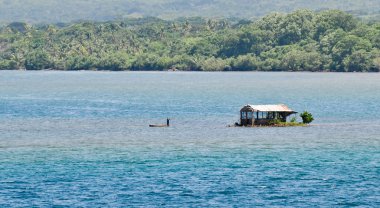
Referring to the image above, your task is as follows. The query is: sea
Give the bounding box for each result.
[0,71,379,207]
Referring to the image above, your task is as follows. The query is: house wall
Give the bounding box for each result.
[240,110,292,126]
[241,111,255,126]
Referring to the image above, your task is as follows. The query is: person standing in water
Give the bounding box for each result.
[167,118,170,127]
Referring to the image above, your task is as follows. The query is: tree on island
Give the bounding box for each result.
[300,111,314,124]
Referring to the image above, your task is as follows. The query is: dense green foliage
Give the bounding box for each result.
[0,0,379,23]
[1,10,380,72]
[300,111,314,124]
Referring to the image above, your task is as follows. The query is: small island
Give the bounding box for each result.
[236,104,313,127]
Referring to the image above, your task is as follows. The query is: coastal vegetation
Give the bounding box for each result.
[268,121,307,127]
[300,111,315,124]
[267,118,309,127]
[0,10,380,72]
[266,113,313,127]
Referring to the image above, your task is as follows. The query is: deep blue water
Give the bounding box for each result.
[0,71,379,207]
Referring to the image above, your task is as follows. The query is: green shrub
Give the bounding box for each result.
[231,54,259,71]
[24,50,52,70]
[0,59,17,70]
[300,111,314,124]
[269,119,282,125]
[199,57,230,71]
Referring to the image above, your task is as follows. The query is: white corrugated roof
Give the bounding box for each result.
[246,104,295,112]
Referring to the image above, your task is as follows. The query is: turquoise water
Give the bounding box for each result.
[0,71,379,207]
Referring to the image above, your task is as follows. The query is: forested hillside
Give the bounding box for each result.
[1,10,379,72]
[0,0,379,23]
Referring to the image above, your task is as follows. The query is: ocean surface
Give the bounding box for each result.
[0,71,379,207]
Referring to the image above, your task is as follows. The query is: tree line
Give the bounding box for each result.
[0,10,380,72]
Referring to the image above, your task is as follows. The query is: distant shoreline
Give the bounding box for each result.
[1,11,379,73]
[1,69,378,73]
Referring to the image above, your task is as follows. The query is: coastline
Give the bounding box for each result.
[1,69,379,73]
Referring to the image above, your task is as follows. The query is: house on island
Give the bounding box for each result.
[240,104,297,126]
